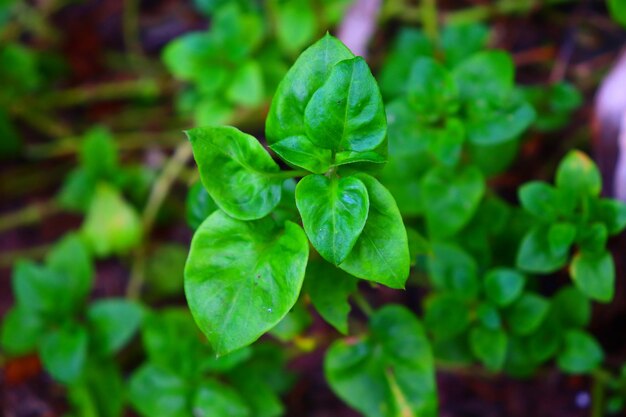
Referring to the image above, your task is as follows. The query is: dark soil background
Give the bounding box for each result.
[1,0,626,416]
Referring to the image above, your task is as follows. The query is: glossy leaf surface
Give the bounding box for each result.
[185,211,309,355]
[296,174,369,265]
[187,126,282,220]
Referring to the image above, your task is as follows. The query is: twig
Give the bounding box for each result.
[0,244,51,268]
[352,292,374,317]
[123,0,143,58]
[126,141,192,299]
[33,79,161,109]
[9,104,72,139]
[0,201,60,234]
[24,130,184,159]
[421,0,438,43]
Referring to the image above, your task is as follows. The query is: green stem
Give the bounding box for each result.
[33,79,161,109]
[352,292,374,317]
[0,244,51,268]
[123,0,143,58]
[421,0,439,43]
[591,368,608,417]
[0,201,59,234]
[126,141,193,299]
[24,130,184,159]
[9,104,72,139]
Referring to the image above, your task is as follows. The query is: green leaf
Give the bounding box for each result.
[427,242,479,299]
[304,56,386,153]
[68,360,125,417]
[421,165,485,238]
[269,302,312,342]
[193,380,251,417]
[406,57,458,118]
[1,306,44,355]
[591,198,626,235]
[226,60,265,107]
[211,4,264,62]
[81,184,143,257]
[557,330,603,374]
[548,222,577,258]
[476,303,502,330]
[520,182,573,220]
[39,322,88,384]
[578,222,608,254]
[13,260,80,318]
[186,181,218,231]
[325,305,438,417]
[441,23,489,67]
[484,268,525,307]
[227,344,291,417]
[45,234,93,308]
[552,286,591,328]
[305,260,358,334]
[80,127,118,180]
[469,326,507,371]
[296,174,369,265]
[424,293,471,340]
[128,364,190,417]
[194,97,234,126]
[522,82,582,131]
[516,226,568,274]
[141,309,209,378]
[187,126,282,220]
[555,150,602,198]
[337,174,410,289]
[145,244,187,296]
[506,293,549,335]
[266,34,354,145]
[379,29,433,98]
[0,110,21,158]
[453,50,514,101]
[185,210,309,355]
[608,0,626,27]
[273,0,316,54]
[526,317,562,363]
[464,97,535,145]
[571,250,615,303]
[87,299,143,356]
[57,168,97,213]
[426,118,465,167]
[270,135,332,174]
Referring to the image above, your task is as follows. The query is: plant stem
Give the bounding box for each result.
[591,368,607,417]
[123,0,143,58]
[0,244,51,268]
[9,104,72,139]
[126,141,193,299]
[421,0,439,42]
[24,130,184,159]
[34,79,161,109]
[352,292,374,317]
[0,201,60,234]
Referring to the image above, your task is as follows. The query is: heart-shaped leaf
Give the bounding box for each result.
[266,34,354,145]
[338,174,410,289]
[187,126,282,221]
[304,56,387,153]
[325,305,438,417]
[185,211,309,355]
[296,174,369,265]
